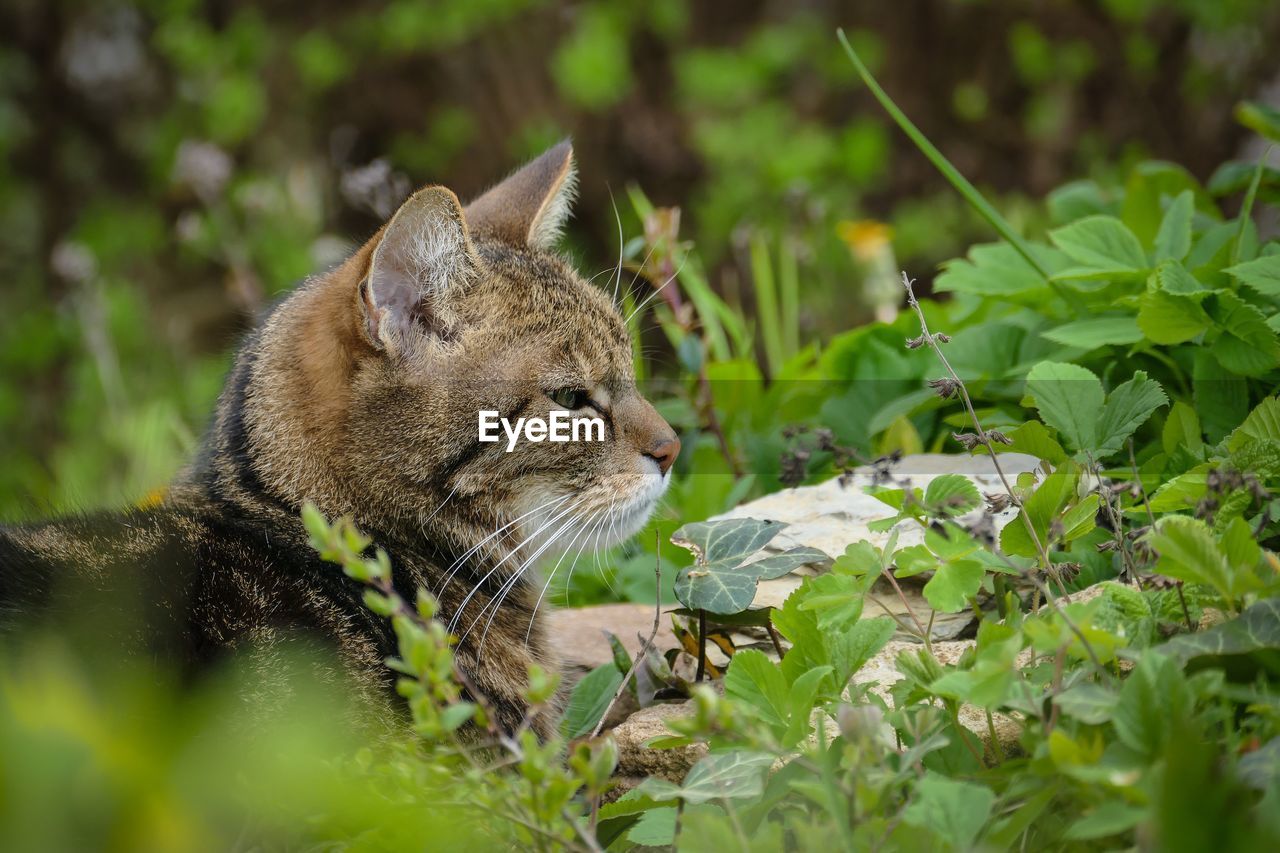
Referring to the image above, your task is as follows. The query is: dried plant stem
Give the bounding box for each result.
[882,570,933,655]
[591,539,663,739]
[901,272,1110,676]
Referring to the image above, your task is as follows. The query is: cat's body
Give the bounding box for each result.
[0,142,679,735]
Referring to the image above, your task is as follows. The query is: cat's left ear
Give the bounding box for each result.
[464,139,577,250]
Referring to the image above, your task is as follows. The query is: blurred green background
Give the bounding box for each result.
[2,0,1278,517]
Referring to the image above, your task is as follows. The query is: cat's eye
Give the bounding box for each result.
[549,387,589,410]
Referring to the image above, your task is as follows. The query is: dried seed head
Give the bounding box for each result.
[952,431,982,451]
[906,335,927,350]
[985,492,1013,513]
[934,333,951,344]
[928,377,961,399]
[986,430,1013,446]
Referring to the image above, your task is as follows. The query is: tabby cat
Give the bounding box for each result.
[0,141,679,736]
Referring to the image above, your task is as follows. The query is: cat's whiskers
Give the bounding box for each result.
[467,501,596,653]
[510,504,608,649]
[447,495,586,635]
[624,255,688,326]
[434,493,571,598]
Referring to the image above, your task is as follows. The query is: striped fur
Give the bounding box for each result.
[0,142,678,736]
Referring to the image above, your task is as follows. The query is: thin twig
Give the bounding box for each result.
[882,569,933,654]
[901,272,1111,677]
[695,609,708,682]
[591,536,663,738]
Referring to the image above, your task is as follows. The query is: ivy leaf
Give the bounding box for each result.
[1049,215,1148,273]
[677,751,775,804]
[1225,254,1280,297]
[922,559,986,612]
[1096,370,1168,456]
[670,518,785,564]
[1026,361,1104,451]
[674,560,761,615]
[1154,189,1194,262]
[1157,598,1280,664]
[746,546,828,580]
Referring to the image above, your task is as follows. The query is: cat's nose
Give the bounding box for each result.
[646,437,681,475]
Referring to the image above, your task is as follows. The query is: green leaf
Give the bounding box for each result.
[746,546,828,580]
[1096,370,1168,456]
[1058,494,1100,541]
[1227,396,1280,453]
[1049,215,1148,273]
[1194,349,1249,443]
[626,808,677,846]
[1155,259,1211,294]
[1144,516,1259,602]
[1209,291,1280,377]
[1225,254,1280,297]
[901,772,996,851]
[674,559,761,614]
[1154,189,1194,262]
[1053,682,1120,724]
[671,518,786,564]
[724,649,789,733]
[984,420,1067,464]
[1000,467,1077,557]
[797,572,867,629]
[923,474,982,517]
[831,616,895,684]
[922,559,986,612]
[782,665,833,747]
[678,751,775,804]
[1026,361,1104,451]
[561,664,623,739]
[934,241,1057,297]
[1112,652,1194,759]
[1237,100,1280,143]
[1062,802,1146,841]
[1158,598,1280,664]
[1137,289,1212,345]
[1041,316,1143,349]
[1163,401,1204,458]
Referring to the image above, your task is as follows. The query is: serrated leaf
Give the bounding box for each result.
[1158,598,1280,663]
[923,474,982,517]
[1096,370,1168,456]
[626,808,677,846]
[1053,682,1120,724]
[782,665,833,746]
[1138,288,1212,344]
[922,559,986,612]
[1163,401,1204,457]
[797,572,867,629]
[1000,467,1078,557]
[1144,516,1252,601]
[832,617,895,684]
[1026,361,1104,451]
[1225,254,1280,296]
[1049,215,1148,272]
[1209,291,1280,377]
[1155,259,1210,294]
[561,664,624,739]
[901,773,996,851]
[678,751,775,804]
[1193,349,1249,443]
[1227,396,1280,453]
[671,518,786,564]
[1041,316,1143,349]
[1154,189,1194,261]
[984,419,1067,464]
[724,649,789,733]
[1112,652,1194,759]
[934,241,1060,297]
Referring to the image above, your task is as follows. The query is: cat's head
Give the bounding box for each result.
[239,142,677,561]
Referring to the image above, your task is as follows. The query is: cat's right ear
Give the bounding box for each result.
[361,186,476,352]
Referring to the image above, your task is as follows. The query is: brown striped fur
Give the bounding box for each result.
[0,142,679,736]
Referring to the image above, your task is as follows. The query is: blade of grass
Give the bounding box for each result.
[1233,144,1272,264]
[750,234,784,376]
[836,28,1082,313]
[779,237,800,360]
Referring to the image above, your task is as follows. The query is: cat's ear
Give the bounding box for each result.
[464,139,577,250]
[361,186,475,351]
